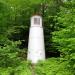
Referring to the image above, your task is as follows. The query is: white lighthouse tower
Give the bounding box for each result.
[27,15,45,63]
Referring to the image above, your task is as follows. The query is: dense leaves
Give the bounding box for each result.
[0,0,75,75]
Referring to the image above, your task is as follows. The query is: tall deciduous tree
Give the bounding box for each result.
[52,0,75,74]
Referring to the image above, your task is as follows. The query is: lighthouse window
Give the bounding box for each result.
[34,18,40,25]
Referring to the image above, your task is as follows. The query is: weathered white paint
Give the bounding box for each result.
[27,15,45,63]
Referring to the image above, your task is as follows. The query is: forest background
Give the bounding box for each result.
[0,0,75,75]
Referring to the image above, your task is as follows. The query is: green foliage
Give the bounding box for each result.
[52,0,75,57]
[0,40,21,67]
[0,58,74,75]
[52,0,75,74]
[35,58,73,75]
[0,0,75,74]
[0,61,32,75]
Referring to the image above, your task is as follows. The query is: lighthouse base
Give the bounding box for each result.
[27,27,45,63]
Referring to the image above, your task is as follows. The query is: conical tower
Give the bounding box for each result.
[27,15,45,63]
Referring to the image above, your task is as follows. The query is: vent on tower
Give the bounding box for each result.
[34,18,40,25]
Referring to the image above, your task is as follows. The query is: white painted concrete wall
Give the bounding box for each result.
[27,15,45,63]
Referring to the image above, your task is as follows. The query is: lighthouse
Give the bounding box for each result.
[27,15,45,63]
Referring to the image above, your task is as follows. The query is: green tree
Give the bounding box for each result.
[52,0,75,74]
